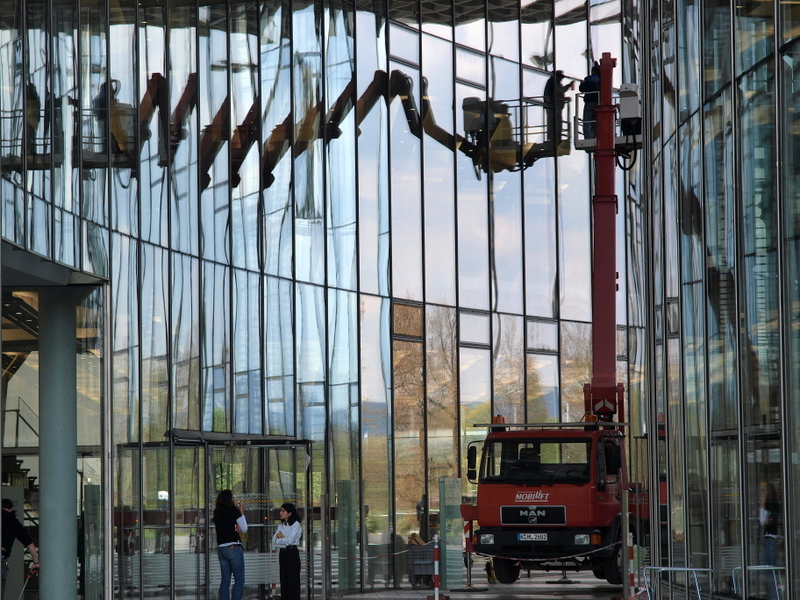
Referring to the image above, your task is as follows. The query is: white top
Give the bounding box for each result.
[273,521,302,548]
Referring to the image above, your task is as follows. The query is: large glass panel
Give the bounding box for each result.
[704,89,737,431]
[521,0,552,72]
[493,314,524,422]
[233,269,262,434]
[393,339,425,540]
[326,5,357,292]
[108,0,139,236]
[329,289,360,591]
[294,0,325,285]
[740,61,782,600]
[53,0,80,267]
[172,254,200,431]
[139,2,167,246]
[426,305,458,512]
[199,0,230,263]
[735,0,774,74]
[488,0,519,61]
[173,447,206,599]
[230,0,260,272]
[456,78,489,310]
[26,0,52,258]
[296,282,326,442]
[265,276,295,436]
[676,0,699,121]
[666,335,686,566]
[557,151,591,321]
[526,353,559,422]
[389,62,423,302]
[522,69,556,318]
[359,295,393,586]
[141,244,169,442]
[356,7,389,296]
[459,346,491,491]
[782,43,800,595]
[141,447,170,599]
[489,58,523,315]
[703,0,731,98]
[0,0,24,243]
[112,233,140,443]
[560,321,591,421]
[262,0,293,278]
[114,449,141,599]
[422,34,456,306]
[202,263,230,432]
[169,2,199,256]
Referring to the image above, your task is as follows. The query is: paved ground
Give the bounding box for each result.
[354,571,625,600]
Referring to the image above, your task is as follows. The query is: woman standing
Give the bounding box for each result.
[273,503,302,600]
[213,490,248,600]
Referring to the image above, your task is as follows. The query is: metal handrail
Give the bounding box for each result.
[643,566,713,600]
[732,565,784,599]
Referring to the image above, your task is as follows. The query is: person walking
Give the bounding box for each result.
[1,498,39,599]
[213,490,248,600]
[273,503,302,600]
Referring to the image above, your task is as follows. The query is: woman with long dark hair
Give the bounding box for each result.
[273,503,302,600]
[213,490,248,600]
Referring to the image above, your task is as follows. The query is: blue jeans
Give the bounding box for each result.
[218,545,245,600]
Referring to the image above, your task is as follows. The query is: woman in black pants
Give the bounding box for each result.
[272,503,302,600]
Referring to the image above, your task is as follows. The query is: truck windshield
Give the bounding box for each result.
[480,439,591,486]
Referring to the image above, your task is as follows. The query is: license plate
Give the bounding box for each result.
[518,533,547,541]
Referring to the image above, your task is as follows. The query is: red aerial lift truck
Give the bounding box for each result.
[461,53,640,585]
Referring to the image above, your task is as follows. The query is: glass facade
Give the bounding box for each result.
[0,0,695,600]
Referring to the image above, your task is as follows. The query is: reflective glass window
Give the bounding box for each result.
[422,34,457,306]
[326,5,357,291]
[356,11,389,296]
[492,314,524,422]
[171,253,200,430]
[527,320,557,351]
[201,262,230,431]
[262,0,293,278]
[735,0,774,73]
[426,305,458,480]
[141,243,169,442]
[296,283,326,439]
[526,353,559,422]
[703,0,731,98]
[560,321,591,421]
[521,0,552,72]
[460,311,490,346]
[265,276,295,436]
[230,1,260,272]
[112,233,140,443]
[676,0,700,121]
[233,269,262,434]
[487,0,519,61]
[557,152,591,321]
[389,62,423,302]
[293,2,325,285]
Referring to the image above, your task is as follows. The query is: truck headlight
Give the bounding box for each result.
[479,534,495,545]
[574,534,591,545]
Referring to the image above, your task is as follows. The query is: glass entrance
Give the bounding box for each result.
[158,442,311,600]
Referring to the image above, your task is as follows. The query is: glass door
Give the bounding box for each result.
[206,444,311,600]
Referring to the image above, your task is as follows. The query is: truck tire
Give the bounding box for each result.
[492,558,520,584]
[603,544,623,585]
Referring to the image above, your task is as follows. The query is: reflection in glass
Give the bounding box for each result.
[527,320,558,351]
[560,321,591,421]
[736,0,774,74]
[426,306,458,487]
[360,295,392,583]
[112,234,140,443]
[202,263,230,432]
[526,353,559,422]
[783,45,800,595]
[172,254,200,430]
[390,62,423,302]
[460,312,490,346]
[393,340,425,538]
[422,35,457,306]
[141,244,169,442]
[233,269,262,434]
[265,276,295,436]
[493,314,524,422]
[173,447,206,599]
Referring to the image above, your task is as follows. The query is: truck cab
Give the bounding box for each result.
[463,424,626,584]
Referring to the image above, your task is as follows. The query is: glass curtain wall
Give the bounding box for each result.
[1,0,644,596]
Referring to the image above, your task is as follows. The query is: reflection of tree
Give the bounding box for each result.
[560,322,592,421]
[493,315,524,422]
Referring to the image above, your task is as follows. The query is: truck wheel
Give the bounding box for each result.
[592,568,605,580]
[603,545,623,585]
[492,558,520,584]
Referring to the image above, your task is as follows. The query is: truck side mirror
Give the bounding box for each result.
[467,445,477,480]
